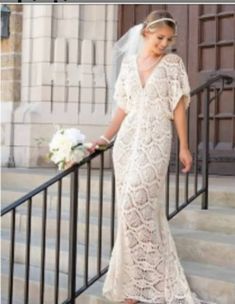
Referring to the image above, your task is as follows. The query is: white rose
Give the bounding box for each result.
[70,149,85,163]
[49,128,87,169]
[51,152,64,164]
[49,131,63,150]
[64,128,86,147]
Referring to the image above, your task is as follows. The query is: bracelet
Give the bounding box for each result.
[100,135,111,144]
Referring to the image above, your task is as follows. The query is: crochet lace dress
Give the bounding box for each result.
[102,53,215,304]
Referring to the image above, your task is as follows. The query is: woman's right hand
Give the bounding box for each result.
[86,138,109,154]
[64,160,77,170]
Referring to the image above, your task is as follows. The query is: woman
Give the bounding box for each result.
[88,10,214,304]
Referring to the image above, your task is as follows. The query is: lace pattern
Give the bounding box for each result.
[103,54,216,304]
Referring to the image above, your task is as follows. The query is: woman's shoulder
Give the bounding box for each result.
[164,52,184,65]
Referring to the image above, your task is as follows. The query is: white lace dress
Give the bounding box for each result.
[102,53,215,304]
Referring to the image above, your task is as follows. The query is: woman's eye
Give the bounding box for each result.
[157,36,173,42]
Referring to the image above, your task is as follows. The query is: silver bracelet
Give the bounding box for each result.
[100,135,111,144]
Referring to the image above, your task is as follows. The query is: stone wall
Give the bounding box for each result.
[1,4,23,167]
[1,4,118,168]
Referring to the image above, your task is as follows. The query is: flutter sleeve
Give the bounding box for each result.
[168,56,191,119]
[113,57,129,114]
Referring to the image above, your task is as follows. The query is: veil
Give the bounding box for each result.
[109,23,144,117]
[108,19,176,117]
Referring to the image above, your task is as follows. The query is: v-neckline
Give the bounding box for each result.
[134,53,168,90]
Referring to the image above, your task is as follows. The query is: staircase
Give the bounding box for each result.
[1,168,235,304]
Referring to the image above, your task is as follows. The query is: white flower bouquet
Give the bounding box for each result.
[49,128,89,170]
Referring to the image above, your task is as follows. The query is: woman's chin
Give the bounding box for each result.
[153,49,165,56]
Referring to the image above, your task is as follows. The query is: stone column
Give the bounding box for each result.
[12,5,54,167]
[1,5,23,167]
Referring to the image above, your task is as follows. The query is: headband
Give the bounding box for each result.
[146,18,176,29]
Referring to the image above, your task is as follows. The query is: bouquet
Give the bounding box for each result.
[49,127,89,170]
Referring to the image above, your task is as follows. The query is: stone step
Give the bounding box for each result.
[170,205,235,235]
[2,185,235,228]
[0,296,112,304]
[1,168,113,198]
[1,229,110,277]
[1,261,107,304]
[2,169,235,304]
[1,178,113,206]
[2,207,235,271]
[1,207,117,247]
[99,261,235,304]
[2,223,234,303]
[86,261,235,304]
[2,258,235,304]
[2,183,234,250]
[1,168,60,191]
[1,297,24,304]
[182,260,235,304]
[171,227,235,269]
[2,169,235,209]
[1,188,114,219]
[168,186,235,209]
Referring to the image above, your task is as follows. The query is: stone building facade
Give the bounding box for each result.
[1,5,23,167]
[1,4,118,168]
[2,4,234,174]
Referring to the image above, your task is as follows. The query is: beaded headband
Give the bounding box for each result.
[146,18,176,29]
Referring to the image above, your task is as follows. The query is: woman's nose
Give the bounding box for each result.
[161,39,168,47]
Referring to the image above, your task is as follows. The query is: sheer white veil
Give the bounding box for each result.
[109,23,144,117]
[108,18,176,117]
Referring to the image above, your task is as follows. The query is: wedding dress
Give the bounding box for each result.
[102,53,215,304]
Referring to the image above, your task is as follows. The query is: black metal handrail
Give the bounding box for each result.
[1,74,233,304]
[166,74,233,219]
[190,74,232,95]
[1,144,116,304]
[1,145,113,217]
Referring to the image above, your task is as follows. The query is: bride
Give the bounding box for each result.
[88,9,215,304]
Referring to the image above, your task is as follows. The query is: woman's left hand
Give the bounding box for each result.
[179,148,193,173]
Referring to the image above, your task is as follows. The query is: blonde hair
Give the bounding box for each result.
[141,10,176,37]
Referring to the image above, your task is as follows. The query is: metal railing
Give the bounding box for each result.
[1,74,233,304]
[1,147,116,304]
[166,74,233,219]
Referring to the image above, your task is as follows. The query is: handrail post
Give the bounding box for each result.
[8,209,16,304]
[68,168,79,303]
[201,87,209,209]
[97,152,104,276]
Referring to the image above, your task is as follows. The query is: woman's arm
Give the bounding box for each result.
[173,97,192,173]
[102,107,127,141]
[86,106,127,154]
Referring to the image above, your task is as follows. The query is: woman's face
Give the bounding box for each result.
[144,25,175,56]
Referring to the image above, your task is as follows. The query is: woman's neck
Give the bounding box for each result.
[139,47,163,60]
